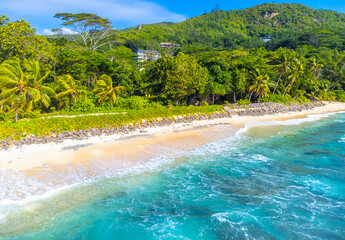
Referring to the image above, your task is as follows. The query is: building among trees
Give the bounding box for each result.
[160,42,181,48]
[135,50,161,62]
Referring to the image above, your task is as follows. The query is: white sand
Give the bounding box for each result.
[1,102,345,170]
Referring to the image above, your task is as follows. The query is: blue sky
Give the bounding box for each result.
[1,0,345,34]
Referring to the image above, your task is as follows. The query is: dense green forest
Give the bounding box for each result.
[119,3,345,52]
[0,3,345,122]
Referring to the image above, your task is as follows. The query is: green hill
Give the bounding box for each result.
[117,3,345,52]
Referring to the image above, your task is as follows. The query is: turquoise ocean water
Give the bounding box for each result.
[0,112,345,239]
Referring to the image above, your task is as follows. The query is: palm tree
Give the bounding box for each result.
[283,57,304,96]
[93,74,124,109]
[309,56,323,78]
[271,48,292,95]
[248,68,271,103]
[56,74,87,107]
[0,58,50,121]
[23,59,55,111]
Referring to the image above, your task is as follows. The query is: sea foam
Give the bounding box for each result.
[0,111,343,225]
[236,112,338,135]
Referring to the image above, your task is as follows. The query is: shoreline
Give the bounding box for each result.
[1,102,345,170]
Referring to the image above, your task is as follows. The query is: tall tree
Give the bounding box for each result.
[0,20,54,61]
[56,74,87,107]
[93,74,124,109]
[0,59,49,121]
[283,56,304,95]
[53,13,115,51]
[248,68,271,102]
[23,60,55,110]
[270,48,293,95]
[145,53,209,104]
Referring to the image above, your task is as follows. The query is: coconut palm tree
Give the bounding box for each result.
[23,59,55,111]
[0,58,50,121]
[248,68,272,103]
[93,74,124,109]
[271,48,293,95]
[283,56,304,96]
[309,56,323,78]
[56,74,87,107]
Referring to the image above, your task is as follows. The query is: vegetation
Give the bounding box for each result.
[0,3,345,129]
[118,3,345,52]
[0,105,223,141]
[94,74,124,109]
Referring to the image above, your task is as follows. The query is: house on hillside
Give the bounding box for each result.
[135,50,161,62]
[260,36,274,42]
[160,42,181,48]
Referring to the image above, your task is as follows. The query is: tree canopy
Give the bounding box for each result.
[54,13,115,51]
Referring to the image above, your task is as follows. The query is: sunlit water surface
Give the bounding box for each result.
[1,112,345,239]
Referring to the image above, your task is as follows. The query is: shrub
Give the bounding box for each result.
[318,91,336,101]
[0,105,224,141]
[201,100,209,106]
[0,112,12,121]
[0,113,5,121]
[334,91,345,102]
[237,99,251,105]
[115,96,162,110]
[295,96,311,103]
[261,94,298,104]
[68,99,97,112]
[18,110,41,120]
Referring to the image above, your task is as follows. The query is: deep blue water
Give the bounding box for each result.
[1,112,345,239]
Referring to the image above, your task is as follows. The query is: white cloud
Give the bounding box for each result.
[0,0,186,28]
[43,27,78,35]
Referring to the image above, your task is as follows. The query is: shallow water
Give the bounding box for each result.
[1,112,345,239]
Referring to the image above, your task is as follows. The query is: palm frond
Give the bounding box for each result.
[26,100,34,112]
[98,74,113,87]
[56,89,75,99]
[0,88,18,98]
[56,78,72,90]
[0,76,19,88]
[40,94,51,108]
[41,86,56,97]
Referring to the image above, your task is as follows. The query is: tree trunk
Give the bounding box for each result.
[283,81,293,96]
[233,92,236,103]
[249,92,253,102]
[15,108,18,122]
[272,72,282,95]
[110,94,113,109]
[53,62,57,81]
[187,94,197,106]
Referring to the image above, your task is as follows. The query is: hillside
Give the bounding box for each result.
[117,3,345,52]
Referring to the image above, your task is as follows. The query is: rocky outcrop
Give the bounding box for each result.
[224,101,324,116]
[263,12,279,19]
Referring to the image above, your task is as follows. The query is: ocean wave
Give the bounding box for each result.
[236,111,341,135]
[0,111,342,225]
[0,133,249,227]
[0,112,324,205]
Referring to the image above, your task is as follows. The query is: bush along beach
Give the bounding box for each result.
[0,101,327,148]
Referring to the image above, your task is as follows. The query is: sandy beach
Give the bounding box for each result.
[1,102,345,170]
